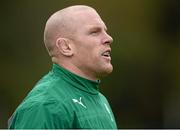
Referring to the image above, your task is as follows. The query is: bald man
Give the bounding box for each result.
[8,5,117,129]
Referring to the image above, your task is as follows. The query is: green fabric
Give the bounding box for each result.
[8,64,117,129]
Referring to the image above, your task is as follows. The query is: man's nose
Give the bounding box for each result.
[103,32,113,45]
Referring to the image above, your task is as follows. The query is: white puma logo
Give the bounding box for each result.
[72,97,87,108]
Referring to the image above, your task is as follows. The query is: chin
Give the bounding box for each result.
[106,66,113,74]
[101,65,113,77]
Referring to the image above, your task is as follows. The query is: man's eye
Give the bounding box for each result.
[91,31,97,33]
[90,30,99,35]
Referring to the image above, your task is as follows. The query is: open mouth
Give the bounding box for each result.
[101,50,111,58]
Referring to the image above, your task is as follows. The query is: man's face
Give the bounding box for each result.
[71,9,113,80]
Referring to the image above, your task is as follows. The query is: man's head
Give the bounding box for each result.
[44,5,113,80]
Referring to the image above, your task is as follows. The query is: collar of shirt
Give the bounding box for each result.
[52,64,100,95]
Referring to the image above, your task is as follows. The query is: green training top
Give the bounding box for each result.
[8,64,117,129]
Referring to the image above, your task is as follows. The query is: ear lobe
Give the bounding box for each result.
[56,38,73,56]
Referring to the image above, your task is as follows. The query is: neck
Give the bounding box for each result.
[53,60,98,81]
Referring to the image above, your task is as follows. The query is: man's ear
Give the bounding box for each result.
[56,38,73,56]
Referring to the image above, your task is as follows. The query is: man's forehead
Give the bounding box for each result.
[72,9,105,26]
[49,5,107,34]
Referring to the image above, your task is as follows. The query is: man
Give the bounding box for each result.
[8,5,117,129]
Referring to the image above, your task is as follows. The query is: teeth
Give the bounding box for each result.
[102,51,110,57]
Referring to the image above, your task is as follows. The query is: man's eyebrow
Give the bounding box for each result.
[89,25,107,31]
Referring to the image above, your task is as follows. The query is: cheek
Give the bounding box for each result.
[83,45,100,57]
[80,50,100,65]
[91,49,101,59]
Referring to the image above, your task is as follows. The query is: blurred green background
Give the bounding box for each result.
[1,0,180,128]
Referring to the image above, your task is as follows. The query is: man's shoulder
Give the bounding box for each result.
[16,92,58,112]
[17,77,72,111]
[8,95,70,129]
[13,69,77,117]
[35,70,70,90]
